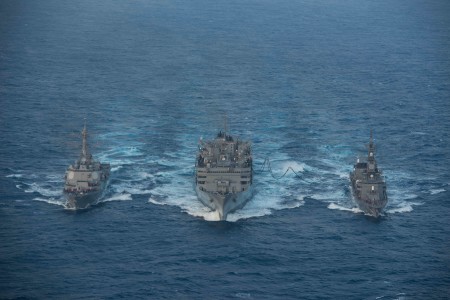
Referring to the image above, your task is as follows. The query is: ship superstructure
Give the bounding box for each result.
[195,130,253,220]
[63,124,110,209]
[350,131,388,217]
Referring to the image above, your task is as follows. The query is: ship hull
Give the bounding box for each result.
[195,185,253,220]
[64,182,108,210]
[350,173,387,217]
[353,197,386,218]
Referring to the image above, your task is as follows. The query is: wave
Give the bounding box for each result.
[122,187,153,195]
[311,189,347,202]
[111,169,155,196]
[316,143,430,216]
[386,202,423,214]
[111,166,123,172]
[7,170,66,207]
[328,202,362,214]
[5,174,23,178]
[96,143,152,171]
[276,160,307,174]
[99,147,144,161]
[97,142,158,196]
[410,131,427,135]
[185,205,223,222]
[9,136,158,207]
[7,127,438,220]
[429,188,446,195]
[149,153,308,222]
[149,188,226,221]
[45,174,63,183]
[24,182,62,197]
[33,197,66,207]
[102,193,132,202]
[143,132,311,222]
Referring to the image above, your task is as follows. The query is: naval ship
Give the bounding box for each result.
[63,124,110,209]
[195,129,253,220]
[350,131,388,217]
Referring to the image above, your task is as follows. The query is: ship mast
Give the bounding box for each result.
[81,121,90,161]
[366,129,378,177]
[368,129,375,162]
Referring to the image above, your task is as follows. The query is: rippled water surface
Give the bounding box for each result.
[1,0,449,299]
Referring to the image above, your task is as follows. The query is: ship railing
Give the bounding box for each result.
[196,169,251,174]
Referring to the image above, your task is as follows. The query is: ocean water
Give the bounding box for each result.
[1,0,450,299]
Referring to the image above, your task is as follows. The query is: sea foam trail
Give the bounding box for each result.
[149,189,223,221]
[149,144,308,222]
[96,141,157,197]
[33,197,66,207]
[275,160,306,174]
[24,183,62,197]
[148,129,312,221]
[6,170,66,206]
[386,202,423,214]
[102,193,132,202]
[386,205,413,214]
[6,139,153,206]
[316,144,429,216]
[328,202,362,214]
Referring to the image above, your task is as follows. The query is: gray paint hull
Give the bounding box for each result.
[350,174,387,217]
[353,196,386,218]
[349,132,388,217]
[64,182,108,210]
[195,185,253,220]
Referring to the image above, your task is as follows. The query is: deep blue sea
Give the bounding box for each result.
[1,0,450,299]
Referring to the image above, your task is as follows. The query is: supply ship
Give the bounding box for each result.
[195,129,253,220]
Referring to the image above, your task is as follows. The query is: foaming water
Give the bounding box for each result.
[6,133,435,219]
[1,0,449,298]
[429,188,446,195]
[382,170,426,214]
[145,134,436,220]
[102,193,132,202]
[5,134,157,208]
[328,202,363,214]
[25,182,62,197]
[386,202,422,214]
[310,143,434,216]
[6,124,431,220]
[33,197,66,207]
[148,133,307,222]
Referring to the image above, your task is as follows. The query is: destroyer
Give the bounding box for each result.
[195,128,253,220]
[63,124,110,209]
[350,131,388,217]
